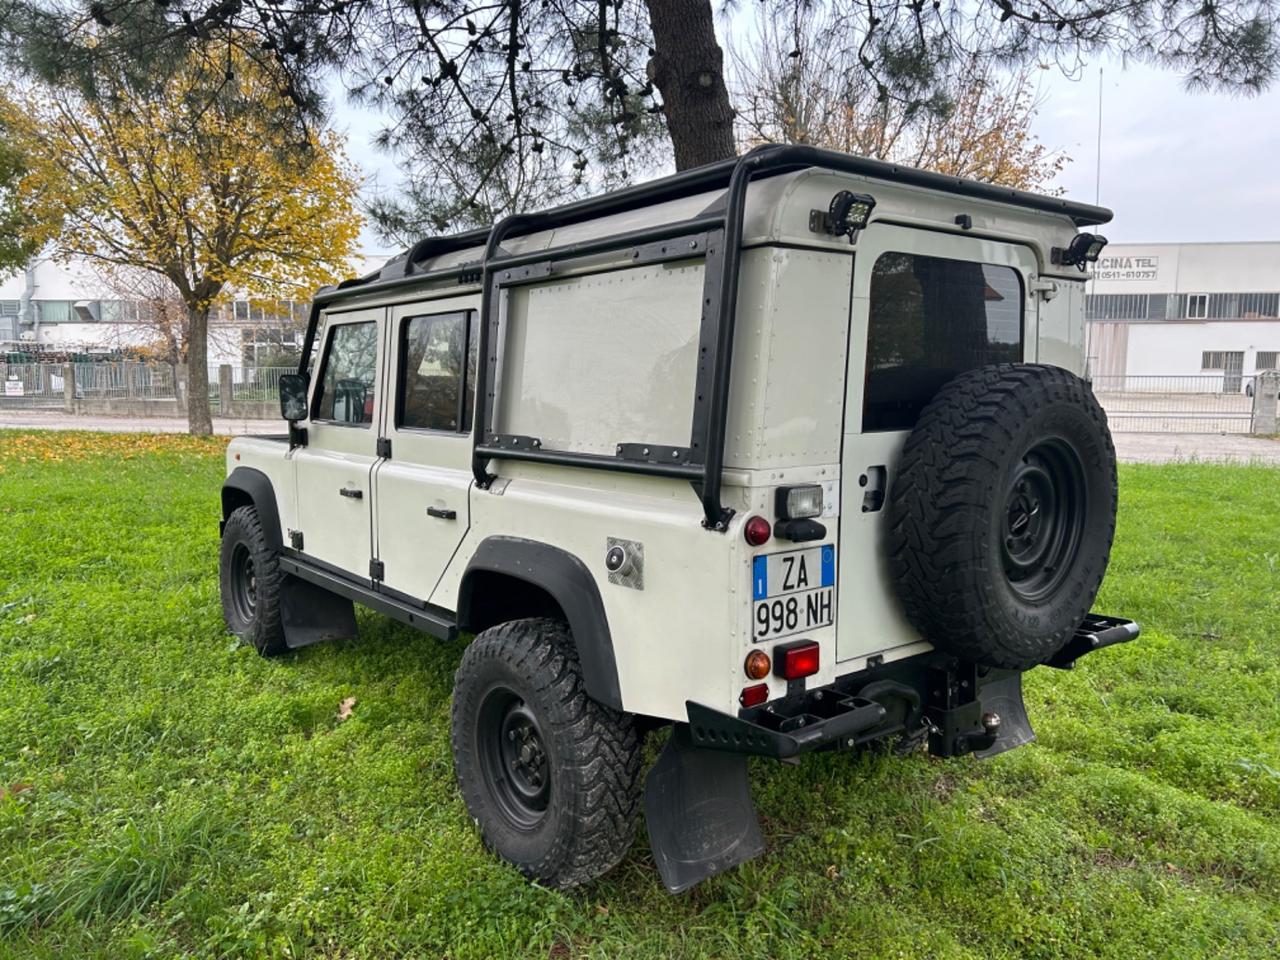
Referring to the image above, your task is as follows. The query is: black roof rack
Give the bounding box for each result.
[332,143,1111,297]
[297,144,1112,530]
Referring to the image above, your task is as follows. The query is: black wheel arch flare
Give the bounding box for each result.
[458,536,623,711]
[221,467,283,552]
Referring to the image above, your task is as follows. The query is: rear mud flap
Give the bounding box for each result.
[644,724,765,893]
[975,669,1035,759]
[279,574,358,649]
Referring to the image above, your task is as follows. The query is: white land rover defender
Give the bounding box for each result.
[219,144,1139,893]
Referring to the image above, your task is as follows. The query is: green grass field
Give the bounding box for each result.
[1,430,1277,959]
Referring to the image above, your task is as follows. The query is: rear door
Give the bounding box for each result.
[371,298,479,604]
[293,308,385,578]
[836,225,1039,666]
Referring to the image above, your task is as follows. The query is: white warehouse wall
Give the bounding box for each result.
[1093,242,1280,294]
[1123,321,1280,377]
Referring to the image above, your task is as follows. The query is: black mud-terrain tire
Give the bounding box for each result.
[451,618,642,888]
[219,505,288,656]
[888,364,1117,670]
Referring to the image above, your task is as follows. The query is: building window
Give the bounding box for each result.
[1085,293,1149,321]
[0,301,18,317]
[1185,295,1208,319]
[240,327,302,366]
[1257,351,1279,371]
[864,252,1023,432]
[34,300,74,323]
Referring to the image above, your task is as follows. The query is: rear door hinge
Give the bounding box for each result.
[377,436,392,458]
[1030,277,1060,301]
[289,529,304,550]
[369,558,385,582]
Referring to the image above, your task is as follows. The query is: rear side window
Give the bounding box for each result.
[398,311,476,432]
[863,252,1023,432]
[313,321,379,425]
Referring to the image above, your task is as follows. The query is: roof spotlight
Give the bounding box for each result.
[1054,232,1108,271]
[812,191,877,241]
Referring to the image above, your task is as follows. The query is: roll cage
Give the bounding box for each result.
[295,144,1113,531]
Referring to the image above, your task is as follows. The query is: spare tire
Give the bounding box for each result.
[888,364,1117,670]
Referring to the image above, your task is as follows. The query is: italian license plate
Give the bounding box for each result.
[751,545,835,641]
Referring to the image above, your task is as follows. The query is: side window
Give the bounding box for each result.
[313,321,379,425]
[398,311,477,433]
[864,252,1023,432]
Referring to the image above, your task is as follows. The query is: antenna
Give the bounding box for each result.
[1095,67,1103,206]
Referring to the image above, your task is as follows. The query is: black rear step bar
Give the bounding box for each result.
[687,613,1141,760]
[296,145,1113,531]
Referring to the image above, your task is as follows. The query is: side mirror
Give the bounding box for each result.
[279,373,308,422]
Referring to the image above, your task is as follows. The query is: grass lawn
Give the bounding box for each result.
[1,430,1278,959]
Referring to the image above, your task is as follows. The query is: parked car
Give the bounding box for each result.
[218,144,1139,892]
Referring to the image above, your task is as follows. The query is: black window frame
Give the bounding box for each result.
[394,309,477,436]
[309,318,380,428]
[862,250,1026,433]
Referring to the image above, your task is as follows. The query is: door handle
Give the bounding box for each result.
[339,486,363,500]
[427,506,457,520]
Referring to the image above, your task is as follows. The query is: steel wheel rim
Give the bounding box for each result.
[477,685,550,830]
[1000,438,1086,602]
[229,542,258,623]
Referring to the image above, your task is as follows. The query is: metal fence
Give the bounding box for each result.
[1,361,294,412]
[0,363,67,408]
[1091,374,1267,434]
[72,361,178,401]
[226,365,290,403]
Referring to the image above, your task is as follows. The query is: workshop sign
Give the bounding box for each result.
[1095,255,1160,281]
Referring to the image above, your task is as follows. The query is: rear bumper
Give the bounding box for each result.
[686,612,1140,759]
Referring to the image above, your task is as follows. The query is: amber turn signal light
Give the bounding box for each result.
[744,649,771,680]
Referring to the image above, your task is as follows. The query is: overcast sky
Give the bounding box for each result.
[336,50,1280,255]
[1032,57,1280,244]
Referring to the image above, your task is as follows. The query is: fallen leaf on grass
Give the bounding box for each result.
[0,783,32,800]
[337,697,356,722]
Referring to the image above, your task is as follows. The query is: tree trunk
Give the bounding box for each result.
[185,304,213,435]
[644,0,737,169]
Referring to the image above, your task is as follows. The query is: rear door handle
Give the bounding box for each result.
[427,506,457,520]
[339,486,363,499]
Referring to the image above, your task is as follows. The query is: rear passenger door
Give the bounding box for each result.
[294,308,384,578]
[371,299,479,605]
[836,225,1039,666]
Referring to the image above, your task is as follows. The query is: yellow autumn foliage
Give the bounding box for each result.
[1,47,363,310]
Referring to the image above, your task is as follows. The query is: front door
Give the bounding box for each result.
[836,224,1040,665]
[293,308,385,578]
[372,299,479,604]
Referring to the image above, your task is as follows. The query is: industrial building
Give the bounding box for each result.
[1086,241,1280,390]
[0,255,384,365]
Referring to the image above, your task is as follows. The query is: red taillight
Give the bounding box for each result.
[744,515,771,546]
[775,640,820,680]
[739,683,769,708]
